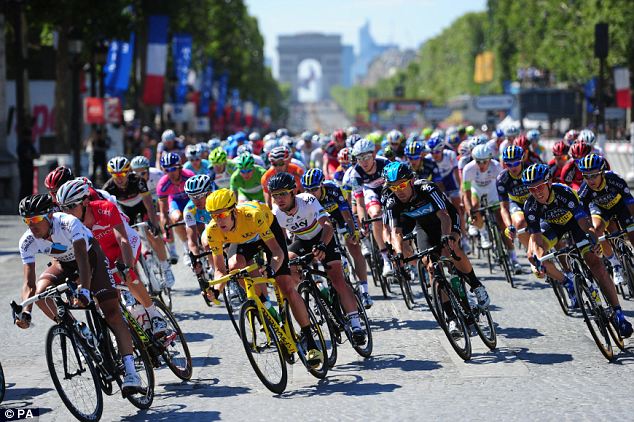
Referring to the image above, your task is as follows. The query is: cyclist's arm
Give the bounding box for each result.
[142,193,159,227]
[74,239,92,291]
[186,224,201,254]
[462,181,473,213]
[212,253,227,280]
[391,226,406,256]
[316,215,334,245]
[341,209,356,234]
[356,193,367,223]
[436,209,452,238]
[158,197,169,225]
[21,263,37,313]
[113,223,135,269]
[263,236,285,274]
[577,215,598,241]
[499,201,513,227]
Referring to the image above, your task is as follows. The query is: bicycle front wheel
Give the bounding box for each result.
[432,279,471,361]
[223,279,247,335]
[46,325,103,422]
[473,307,497,350]
[123,327,155,409]
[300,283,338,369]
[153,299,193,380]
[573,272,613,361]
[493,229,514,288]
[398,271,415,310]
[350,294,373,358]
[239,302,287,394]
[417,259,438,321]
[548,277,573,316]
[0,361,4,404]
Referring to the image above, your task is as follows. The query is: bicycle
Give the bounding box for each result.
[601,225,634,300]
[10,278,155,422]
[475,198,515,288]
[131,221,173,310]
[385,242,416,309]
[0,360,5,404]
[539,238,625,361]
[400,231,438,320]
[189,250,247,335]
[331,224,362,299]
[208,257,328,394]
[362,216,390,298]
[290,253,373,368]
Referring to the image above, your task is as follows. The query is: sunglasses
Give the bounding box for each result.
[476,159,490,165]
[165,166,181,173]
[357,153,373,162]
[136,171,149,177]
[240,168,253,174]
[431,150,443,154]
[306,186,321,193]
[388,180,410,192]
[189,192,209,200]
[271,190,292,198]
[271,161,285,167]
[505,160,522,168]
[582,172,602,180]
[60,202,83,211]
[111,171,129,178]
[23,215,47,225]
[407,156,421,161]
[528,181,549,192]
[211,209,233,220]
[554,155,568,160]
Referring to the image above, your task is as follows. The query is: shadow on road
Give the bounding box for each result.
[495,326,544,339]
[279,374,401,398]
[334,353,442,373]
[185,332,214,343]
[122,404,221,421]
[157,377,251,401]
[191,356,221,368]
[468,346,573,365]
[370,316,437,332]
[175,310,230,322]
[2,386,54,412]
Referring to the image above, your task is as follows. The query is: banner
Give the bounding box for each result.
[614,66,631,109]
[142,15,169,106]
[172,33,192,105]
[232,88,241,126]
[114,33,134,95]
[216,72,229,118]
[199,59,214,116]
[103,40,120,95]
[84,97,105,124]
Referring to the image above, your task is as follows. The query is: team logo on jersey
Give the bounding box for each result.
[567,201,575,209]
[527,214,536,221]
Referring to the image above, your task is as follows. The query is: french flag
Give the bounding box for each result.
[142,15,169,106]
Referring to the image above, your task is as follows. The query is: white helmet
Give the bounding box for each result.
[472,144,494,160]
[56,179,89,207]
[577,129,596,146]
[131,156,150,170]
[161,129,176,142]
[185,144,200,160]
[352,139,375,157]
[505,126,519,137]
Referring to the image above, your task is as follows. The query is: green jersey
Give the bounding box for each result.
[230,165,266,202]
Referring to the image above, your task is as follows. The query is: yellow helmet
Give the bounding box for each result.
[206,188,236,212]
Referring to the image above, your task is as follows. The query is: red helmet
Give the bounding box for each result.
[332,129,346,143]
[564,129,580,145]
[45,166,73,191]
[569,141,592,159]
[513,134,530,152]
[337,147,351,165]
[552,140,569,157]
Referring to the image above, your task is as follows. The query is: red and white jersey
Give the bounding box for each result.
[86,200,140,267]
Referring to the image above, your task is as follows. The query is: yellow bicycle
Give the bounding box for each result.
[208,260,328,394]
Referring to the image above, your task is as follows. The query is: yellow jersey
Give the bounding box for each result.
[204,201,275,256]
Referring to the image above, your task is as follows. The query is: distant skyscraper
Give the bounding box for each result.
[354,21,397,83]
[341,45,354,88]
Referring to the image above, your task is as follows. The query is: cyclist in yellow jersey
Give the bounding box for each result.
[204,189,324,367]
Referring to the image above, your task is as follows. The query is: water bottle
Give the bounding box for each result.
[450,275,466,299]
[319,284,331,305]
[75,321,97,348]
[264,301,281,323]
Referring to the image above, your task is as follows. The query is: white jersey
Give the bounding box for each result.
[273,193,328,241]
[291,158,306,171]
[428,149,457,179]
[296,140,316,166]
[486,139,504,158]
[458,155,472,172]
[462,159,503,203]
[19,212,93,264]
[310,147,324,169]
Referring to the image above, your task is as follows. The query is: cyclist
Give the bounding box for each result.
[404,140,442,183]
[382,162,490,332]
[526,129,544,157]
[230,153,266,203]
[497,126,519,158]
[578,129,603,155]
[183,144,213,176]
[16,194,144,393]
[514,135,543,165]
[56,180,170,336]
[197,142,211,161]
[578,154,634,285]
[248,132,264,157]
[205,188,324,367]
[130,156,164,199]
[269,173,366,345]
[310,134,329,170]
[155,129,184,169]
[547,141,569,183]
[563,129,580,147]
[323,130,346,178]
[208,147,232,189]
[301,168,373,309]
[235,143,266,168]
[333,147,353,192]
[386,130,406,161]
[157,152,195,266]
[522,164,632,338]
[349,139,393,277]
[45,166,117,207]
[426,136,461,209]
[296,131,316,165]
[561,141,610,191]
[497,145,532,257]
[262,146,304,208]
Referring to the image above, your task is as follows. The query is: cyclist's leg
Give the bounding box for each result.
[531,223,565,281]
[470,192,483,229]
[36,263,66,320]
[511,206,530,249]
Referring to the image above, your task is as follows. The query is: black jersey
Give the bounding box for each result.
[524,183,588,233]
[496,166,529,206]
[102,173,149,210]
[383,180,458,229]
[578,171,634,212]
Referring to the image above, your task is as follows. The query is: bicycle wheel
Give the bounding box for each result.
[350,294,373,358]
[432,279,471,361]
[398,270,415,310]
[123,328,155,409]
[547,277,573,316]
[572,267,613,361]
[285,300,329,379]
[223,279,247,335]
[417,259,438,321]
[618,243,634,300]
[153,299,193,381]
[493,229,514,288]
[299,283,338,368]
[473,307,497,350]
[0,361,4,404]
[45,325,103,422]
[239,302,287,394]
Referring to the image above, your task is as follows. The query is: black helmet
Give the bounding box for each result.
[268,172,296,192]
[19,194,53,217]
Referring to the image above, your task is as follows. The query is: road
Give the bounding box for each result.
[1,215,634,421]
[287,101,351,135]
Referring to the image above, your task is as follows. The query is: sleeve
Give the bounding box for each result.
[67,215,91,244]
[461,164,473,190]
[19,232,36,264]
[256,208,275,242]
[569,190,589,220]
[611,173,634,205]
[427,185,447,211]
[334,187,351,212]
[261,171,270,194]
[183,203,197,227]
[430,162,443,183]
[156,175,168,198]
[205,225,223,256]
[524,201,541,233]
[496,173,509,202]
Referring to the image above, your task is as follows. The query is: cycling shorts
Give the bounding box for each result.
[169,196,189,214]
[540,221,591,254]
[407,213,461,251]
[288,235,340,264]
[589,201,634,227]
[230,219,291,276]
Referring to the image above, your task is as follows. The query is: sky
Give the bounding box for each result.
[245,0,486,78]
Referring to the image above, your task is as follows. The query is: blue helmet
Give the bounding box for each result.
[383,161,413,183]
[527,129,540,142]
[426,136,445,152]
[234,131,247,143]
[577,153,604,173]
[447,133,461,148]
[404,140,424,158]
[160,152,181,168]
[502,145,524,163]
[301,168,325,189]
[522,163,550,186]
[494,129,505,139]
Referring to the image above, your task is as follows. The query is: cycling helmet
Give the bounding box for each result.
[56,179,89,207]
[208,138,222,150]
[249,132,261,142]
[45,166,73,191]
[477,134,489,144]
[405,140,424,158]
[577,129,596,146]
[426,136,445,152]
[185,174,213,196]
[366,132,383,146]
[263,139,280,155]
[196,143,210,155]
[569,141,592,159]
[502,145,524,162]
[527,129,540,143]
[317,135,330,149]
[206,188,237,212]
[263,132,276,143]
[346,126,359,136]
[577,153,604,173]
[431,130,445,140]
[301,131,313,142]
[268,172,296,192]
[332,129,346,143]
[236,153,255,170]
[472,135,487,146]
[522,163,550,186]
[185,144,200,160]
[269,146,290,162]
[458,141,472,157]
[383,161,413,183]
[337,147,352,165]
[107,156,131,174]
[446,126,458,137]
[382,145,395,159]
[472,144,494,160]
[421,127,433,139]
[275,128,289,139]
[564,129,580,145]
[552,141,569,157]
[234,131,247,143]
[465,125,475,136]
[301,168,325,189]
[346,134,362,149]
[209,147,228,165]
[75,176,93,188]
[513,134,530,152]
[19,194,54,217]
[387,130,404,145]
[494,128,505,139]
[352,139,375,157]
[160,152,181,168]
[237,144,253,156]
[505,126,519,137]
[161,129,176,142]
[280,136,296,150]
[131,156,150,170]
[447,133,461,148]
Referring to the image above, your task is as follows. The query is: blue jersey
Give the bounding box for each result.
[184,159,213,176]
[184,199,212,228]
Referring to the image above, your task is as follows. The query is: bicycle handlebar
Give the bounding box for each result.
[10,281,76,321]
[538,239,589,263]
[597,224,634,242]
[362,216,382,224]
[165,221,185,230]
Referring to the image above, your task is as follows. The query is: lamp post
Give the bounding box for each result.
[68,30,83,176]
